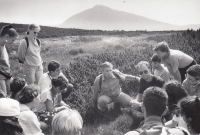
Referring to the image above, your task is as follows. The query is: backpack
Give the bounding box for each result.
[18,37,41,64]
[99,71,121,89]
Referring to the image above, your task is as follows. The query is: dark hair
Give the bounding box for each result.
[48,60,61,72]
[18,85,39,104]
[179,96,200,133]
[0,25,18,37]
[10,77,26,98]
[52,76,68,90]
[186,64,200,80]
[143,87,168,116]
[151,54,161,63]
[164,81,187,120]
[153,41,170,53]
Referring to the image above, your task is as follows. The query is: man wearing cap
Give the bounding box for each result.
[92,61,140,112]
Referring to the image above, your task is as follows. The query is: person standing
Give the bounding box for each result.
[18,24,43,85]
[0,25,18,96]
[154,41,196,82]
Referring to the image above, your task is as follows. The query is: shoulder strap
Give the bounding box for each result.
[99,74,103,89]
[36,38,41,46]
[24,37,29,48]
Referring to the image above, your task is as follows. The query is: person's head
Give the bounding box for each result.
[179,96,200,134]
[101,61,113,79]
[27,24,40,38]
[18,85,40,110]
[10,77,26,100]
[142,87,168,117]
[52,109,83,135]
[0,98,23,135]
[151,54,161,70]
[135,61,152,81]
[48,60,61,77]
[153,41,170,58]
[52,76,68,94]
[0,25,18,45]
[164,81,187,118]
[185,64,200,86]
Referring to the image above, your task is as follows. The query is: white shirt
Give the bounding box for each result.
[154,64,170,82]
[19,104,43,135]
[38,72,67,93]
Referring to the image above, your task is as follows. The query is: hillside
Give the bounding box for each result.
[60,5,200,31]
[0,22,179,38]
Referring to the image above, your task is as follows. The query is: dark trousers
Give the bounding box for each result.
[179,60,197,82]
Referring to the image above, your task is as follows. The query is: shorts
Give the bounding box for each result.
[23,64,43,76]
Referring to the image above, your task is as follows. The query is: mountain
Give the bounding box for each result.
[59,5,200,31]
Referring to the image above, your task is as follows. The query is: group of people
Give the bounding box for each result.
[0,24,82,135]
[0,23,200,135]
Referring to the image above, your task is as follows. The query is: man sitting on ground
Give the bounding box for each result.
[92,61,140,112]
[125,86,190,135]
[38,60,73,100]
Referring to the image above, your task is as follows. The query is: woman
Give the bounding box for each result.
[179,96,200,134]
[17,85,43,135]
[135,61,165,102]
[154,41,196,82]
[18,24,43,85]
[0,25,18,96]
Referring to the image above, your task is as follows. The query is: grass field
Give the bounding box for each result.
[7,30,200,134]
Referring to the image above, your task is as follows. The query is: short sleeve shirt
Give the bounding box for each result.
[36,90,59,112]
[163,49,193,72]
[139,75,165,94]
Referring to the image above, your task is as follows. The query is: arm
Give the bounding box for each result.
[164,58,181,82]
[160,72,170,82]
[91,76,100,109]
[59,72,69,84]
[125,75,140,82]
[45,99,54,112]
[136,93,142,102]
[18,40,27,63]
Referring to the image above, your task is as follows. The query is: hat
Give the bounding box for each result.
[0,98,25,120]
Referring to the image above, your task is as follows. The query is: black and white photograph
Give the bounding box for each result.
[0,0,200,135]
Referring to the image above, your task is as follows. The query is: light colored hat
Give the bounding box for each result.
[0,98,25,120]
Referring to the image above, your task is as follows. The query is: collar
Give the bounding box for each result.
[141,116,164,129]
[102,73,116,81]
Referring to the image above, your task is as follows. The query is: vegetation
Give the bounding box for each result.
[6,26,200,134]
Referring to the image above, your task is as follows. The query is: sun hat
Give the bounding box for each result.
[0,98,25,120]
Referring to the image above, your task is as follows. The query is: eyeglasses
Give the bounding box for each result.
[139,70,148,75]
[34,32,40,34]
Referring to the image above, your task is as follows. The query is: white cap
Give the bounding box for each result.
[0,98,25,120]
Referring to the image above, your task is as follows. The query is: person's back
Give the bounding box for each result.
[125,87,189,135]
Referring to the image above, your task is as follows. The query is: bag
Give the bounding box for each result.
[18,37,41,64]
[99,71,121,89]
[0,67,12,79]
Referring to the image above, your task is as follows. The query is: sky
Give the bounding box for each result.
[0,0,200,26]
